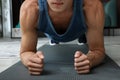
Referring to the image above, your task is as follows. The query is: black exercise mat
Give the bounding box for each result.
[0,44,120,80]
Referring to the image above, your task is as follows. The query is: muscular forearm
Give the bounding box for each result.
[87,50,105,68]
[20,52,35,67]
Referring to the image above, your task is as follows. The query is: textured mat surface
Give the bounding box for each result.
[0,44,120,80]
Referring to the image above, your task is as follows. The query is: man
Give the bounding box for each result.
[20,0,105,75]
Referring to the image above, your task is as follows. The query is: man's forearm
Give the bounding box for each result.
[20,52,35,67]
[87,50,105,68]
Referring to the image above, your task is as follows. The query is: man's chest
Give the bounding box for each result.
[50,13,73,34]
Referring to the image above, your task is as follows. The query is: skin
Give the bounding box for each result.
[20,0,105,75]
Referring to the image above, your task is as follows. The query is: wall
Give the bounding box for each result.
[104,29,120,36]
[1,0,12,38]
[0,0,2,37]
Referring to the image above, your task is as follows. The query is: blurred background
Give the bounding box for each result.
[0,0,120,38]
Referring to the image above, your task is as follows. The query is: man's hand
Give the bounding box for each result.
[26,51,44,75]
[74,51,90,74]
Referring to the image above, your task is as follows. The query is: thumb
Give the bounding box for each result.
[36,51,44,59]
[74,51,82,58]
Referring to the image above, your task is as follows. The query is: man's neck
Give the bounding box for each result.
[48,6,73,16]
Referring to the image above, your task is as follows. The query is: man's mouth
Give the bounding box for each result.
[52,2,63,5]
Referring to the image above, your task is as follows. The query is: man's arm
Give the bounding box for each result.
[20,0,44,75]
[84,0,105,67]
[20,0,38,65]
[74,0,105,74]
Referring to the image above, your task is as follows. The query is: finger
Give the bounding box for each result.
[29,57,43,64]
[36,51,44,59]
[28,67,43,72]
[27,61,43,68]
[74,60,90,67]
[77,69,90,74]
[29,71,41,75]
[74,51,82,58]
[74,54,88,63]
[75,65,90,71]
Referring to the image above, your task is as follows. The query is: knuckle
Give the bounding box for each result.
[29,71,41,75]
[74,58,78,62]
[27,62,32,67]
[86,60,90,64]
[75,67,77,70]
[86,70,90,73]
[74,63,78,67]
[28,67,32,71]
[86,65,90,69]
[40,64,44,68]
[77,69,90,74]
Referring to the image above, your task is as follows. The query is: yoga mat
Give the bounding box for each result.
[0,44,120,80]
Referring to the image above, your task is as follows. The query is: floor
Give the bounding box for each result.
[0,38,48,73]
[0,36,120,73]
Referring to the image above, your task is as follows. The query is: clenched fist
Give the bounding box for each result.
[26,51,44,75]
[74,51,90,74]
